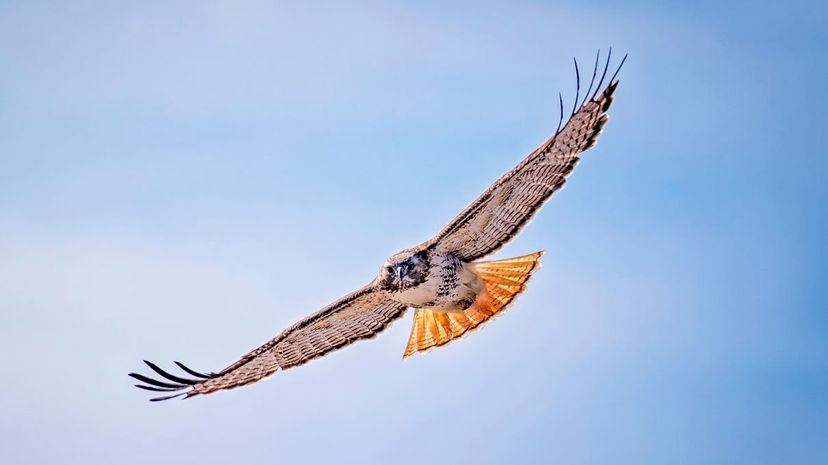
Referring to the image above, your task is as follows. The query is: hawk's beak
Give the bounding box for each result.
[396,267,403,282]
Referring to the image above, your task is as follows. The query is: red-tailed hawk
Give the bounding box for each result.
[131,51,626,401]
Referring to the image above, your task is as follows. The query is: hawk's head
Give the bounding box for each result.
[379,249,430,291]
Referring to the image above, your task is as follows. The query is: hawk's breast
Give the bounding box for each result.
[391,253,483,311]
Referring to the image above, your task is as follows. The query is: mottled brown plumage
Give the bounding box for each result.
[130,52,625,401]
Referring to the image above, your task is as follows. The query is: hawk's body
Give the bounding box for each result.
[130,52,625,401]
[383,250,481,312]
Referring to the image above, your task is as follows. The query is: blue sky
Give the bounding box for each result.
[1,1,826,464]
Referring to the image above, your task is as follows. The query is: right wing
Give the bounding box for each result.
[129,284,408,400]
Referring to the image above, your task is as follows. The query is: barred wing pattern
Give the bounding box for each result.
[130,285,408,400]
[429,56,624,261]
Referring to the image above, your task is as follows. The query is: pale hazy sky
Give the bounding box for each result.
[1,1,826,464]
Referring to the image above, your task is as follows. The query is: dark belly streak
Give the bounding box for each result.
[436,261,459,298]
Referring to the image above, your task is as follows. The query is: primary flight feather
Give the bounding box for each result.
[130,51,626,401]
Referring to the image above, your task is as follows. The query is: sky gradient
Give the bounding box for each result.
[1,1,826,464]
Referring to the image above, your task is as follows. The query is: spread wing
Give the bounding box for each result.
[428,52,626,261]
[130,284,408,400]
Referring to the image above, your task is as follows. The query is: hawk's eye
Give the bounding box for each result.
[405,262,415,272]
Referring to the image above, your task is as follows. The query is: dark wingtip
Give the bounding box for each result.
[128,372,184,389]
[591,47,613,101]
[143,360,199,385]
[609,53,628,86]
[556,92,564,133]
[134,384,181,392]
[131,359,213,401]
[174,361,213,379]
[572,57,581,116]
[150,393,186,402]
[552,49,625,136]
[583,49,600,107]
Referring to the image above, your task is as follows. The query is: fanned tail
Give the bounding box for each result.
[403,251,544,358]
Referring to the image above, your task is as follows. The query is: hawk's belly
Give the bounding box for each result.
[391,254,484,312]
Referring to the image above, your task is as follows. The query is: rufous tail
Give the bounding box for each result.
[403,251,544,358]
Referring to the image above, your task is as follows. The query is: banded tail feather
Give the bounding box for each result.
[403,251,544,358]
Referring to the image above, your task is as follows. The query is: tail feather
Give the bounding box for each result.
[403,251,543,358]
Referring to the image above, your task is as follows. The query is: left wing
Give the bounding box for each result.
[130,284,408,401]
[426,52,626,261]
